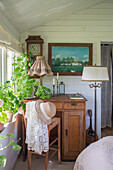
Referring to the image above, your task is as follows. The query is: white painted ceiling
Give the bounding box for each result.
[0,0,110,34]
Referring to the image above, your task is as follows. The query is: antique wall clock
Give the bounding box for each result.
[29,43,41,55]
[25,35,44,56]
[25,35,44,78]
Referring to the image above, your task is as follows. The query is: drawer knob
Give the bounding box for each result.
[71,103,77,106]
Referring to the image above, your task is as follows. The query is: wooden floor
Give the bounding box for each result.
[14,153,75,170]
[101,126,113,138]
[14,127,113,170]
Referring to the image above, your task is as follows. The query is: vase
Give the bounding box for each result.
[6,111,13,122]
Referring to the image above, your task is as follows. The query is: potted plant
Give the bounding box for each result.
[0,112,8,132]
[0,82,20,121]
[0,99,11,131]
[0,53,52,126]
[11,53,52,101]
[0,54,36,125]
[11,54,37,109]
[35,85,52,99]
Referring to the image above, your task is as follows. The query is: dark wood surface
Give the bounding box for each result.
[22,94,87,161]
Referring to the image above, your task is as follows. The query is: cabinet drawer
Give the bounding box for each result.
[53,102,63,110]
[64,102,84,110]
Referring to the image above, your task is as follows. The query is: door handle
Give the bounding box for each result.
[66,129,68,135]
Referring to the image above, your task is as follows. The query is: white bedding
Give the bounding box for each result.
[74,136,113,170]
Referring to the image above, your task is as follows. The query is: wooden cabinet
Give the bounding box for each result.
[22,95,87,161]
[62,110,85,160]
[55,100,86,161]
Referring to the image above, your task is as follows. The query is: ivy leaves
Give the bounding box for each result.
[0,112,8,124]
[0,133,21,168]
[35,85,51,99]
[0,155,6,168]
[11,53,36,102]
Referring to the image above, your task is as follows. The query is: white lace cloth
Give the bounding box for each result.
[25,101,49,154]
[74,136,113,170]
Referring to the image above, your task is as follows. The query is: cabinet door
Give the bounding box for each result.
[62,110,84,160]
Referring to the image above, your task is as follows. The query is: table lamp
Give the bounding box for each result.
[81,65,109,141]
[28,56,53,85]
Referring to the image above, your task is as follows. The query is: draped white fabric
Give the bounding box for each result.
[74,136,113,170]
[25,101,49,154]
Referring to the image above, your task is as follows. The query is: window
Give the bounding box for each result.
[0,45,21,84]
[7,50,20,81]
[0,47,2,83]
[7,50,15,81]
[0,46,7,84]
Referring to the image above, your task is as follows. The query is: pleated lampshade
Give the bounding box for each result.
[28,56,53,85]
[28,56,53,76]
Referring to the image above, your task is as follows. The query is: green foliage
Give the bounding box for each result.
[0,112,8,124]
[7,133,15,138]
[0,81,21,115]
[11,54,36,102]
[0,136,7,140]
[35,85,52,99]
[0,133,21,168]
[0,155,6,168]
[33,81,39,87]
[0,53,39,123]
[12,144,21,151]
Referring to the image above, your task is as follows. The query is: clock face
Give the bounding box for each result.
[29,44,41,55]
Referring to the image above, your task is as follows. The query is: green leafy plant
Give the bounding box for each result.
[0,81,21,114]
[0,133,21,168]
[33,81,39,88]
[0,53,38,118]
[11,53,37,110]
[35,85,52,99]
[0,112,8,124]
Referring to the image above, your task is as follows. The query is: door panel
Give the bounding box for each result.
[62,110,84,159]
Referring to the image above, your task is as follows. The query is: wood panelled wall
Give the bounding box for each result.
[21,2,113,139]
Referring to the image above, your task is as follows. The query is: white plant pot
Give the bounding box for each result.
[6,111,13,122]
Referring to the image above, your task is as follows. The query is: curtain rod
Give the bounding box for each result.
[0,42,21,54]
[101,44,113,46]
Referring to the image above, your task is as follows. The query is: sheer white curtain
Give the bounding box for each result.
[0,45,21,84]
[0,46,7,84]
[101,44,112,128]
[7,50,15,81]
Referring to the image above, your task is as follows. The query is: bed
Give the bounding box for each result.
[74,136,113,170]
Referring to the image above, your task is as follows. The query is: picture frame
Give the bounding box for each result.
[48,43,92,76]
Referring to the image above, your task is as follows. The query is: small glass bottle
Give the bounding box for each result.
[59,82,65,94]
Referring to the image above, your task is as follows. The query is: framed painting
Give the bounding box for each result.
[48,43,92,76]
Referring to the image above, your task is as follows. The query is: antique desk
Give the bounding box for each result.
[22,94,87,161]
